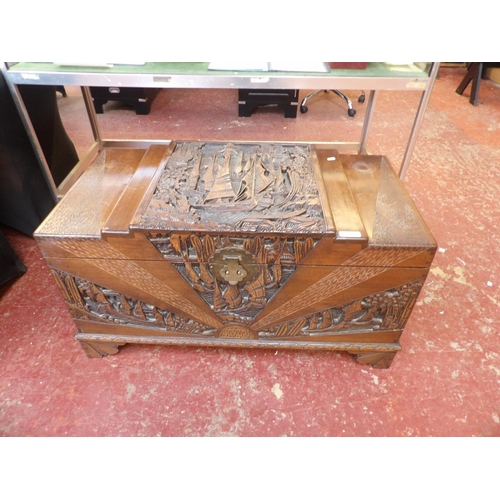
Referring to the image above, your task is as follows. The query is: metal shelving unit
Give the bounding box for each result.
[2,62,440,199]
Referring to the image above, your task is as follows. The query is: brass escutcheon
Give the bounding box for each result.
[209,248,259,285]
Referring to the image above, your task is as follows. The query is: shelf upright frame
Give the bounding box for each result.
[1,62,59,202]
[398,61,440,180]
[2,62,440,194]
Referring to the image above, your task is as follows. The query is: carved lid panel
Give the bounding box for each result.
[137,142,330,235]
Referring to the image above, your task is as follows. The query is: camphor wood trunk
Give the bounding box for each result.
[34,141,436,368]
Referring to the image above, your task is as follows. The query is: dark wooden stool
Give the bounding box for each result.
[238,89,299,118]
[90,87,160,115]
[456,62,500,106]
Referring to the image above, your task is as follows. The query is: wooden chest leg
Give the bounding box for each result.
[78,338,125,358]
[349,350,398,369]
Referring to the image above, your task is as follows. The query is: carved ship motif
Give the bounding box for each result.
[139,142,326,234]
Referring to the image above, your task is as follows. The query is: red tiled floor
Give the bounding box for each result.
[1,67,499,437]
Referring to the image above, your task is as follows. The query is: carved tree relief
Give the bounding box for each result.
[147,233,318,324]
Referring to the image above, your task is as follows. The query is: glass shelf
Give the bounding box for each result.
[6,62,433,91]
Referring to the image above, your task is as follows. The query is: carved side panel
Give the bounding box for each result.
[259,279,424,338]
[253,245,430,330]
[44,237,221,328]
[51,269,216,336]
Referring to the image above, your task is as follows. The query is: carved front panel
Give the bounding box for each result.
[147,232,319,324]
[138,142,327,234]
[51,267,423,342]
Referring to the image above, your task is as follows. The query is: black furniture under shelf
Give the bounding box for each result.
[90,86,160,115]
[456,62,500,106]
[238,89,299,118]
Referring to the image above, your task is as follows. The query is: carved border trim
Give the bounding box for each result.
[75,333,401,353]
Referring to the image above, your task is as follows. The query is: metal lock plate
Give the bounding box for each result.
[209,248,259,285]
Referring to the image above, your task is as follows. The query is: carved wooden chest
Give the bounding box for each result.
[34,141,436,368]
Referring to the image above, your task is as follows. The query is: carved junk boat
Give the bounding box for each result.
[193,149,280,212]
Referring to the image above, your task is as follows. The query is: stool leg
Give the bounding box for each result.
[456,62,484,106]
[469,62,483,106]
[456,63,476,95]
